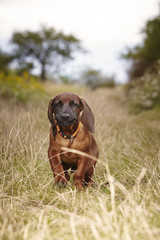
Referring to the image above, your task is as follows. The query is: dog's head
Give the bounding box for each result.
[48,92,95,136]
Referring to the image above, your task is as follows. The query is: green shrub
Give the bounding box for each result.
[0,71,46,103]
[127,60,160,113]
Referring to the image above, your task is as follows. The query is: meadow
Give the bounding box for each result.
[0,83,160,240]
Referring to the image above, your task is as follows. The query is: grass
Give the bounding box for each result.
[0,84,160,240]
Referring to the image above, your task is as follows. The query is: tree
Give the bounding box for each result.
[0,49,13,73]
[82,69,102,89]
[121,17,160,79]
[81,68,115,89]
[11,26,83,80]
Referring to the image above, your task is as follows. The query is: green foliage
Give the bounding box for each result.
[11,25,83,80]
[81,68,115,89]
[127,60,160,113]
[121,13,160,113]
[122,17,160,79]
[0,71,46,103]
[0,49,13,73]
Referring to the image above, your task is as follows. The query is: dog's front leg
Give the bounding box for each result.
[73,156,88,190]
[48,148,67,185]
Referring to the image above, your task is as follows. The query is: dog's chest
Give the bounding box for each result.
[59,139,80,165]
[55,131,90,165]
[61,152,78,165]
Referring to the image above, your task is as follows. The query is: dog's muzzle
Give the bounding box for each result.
[55,113,77,127]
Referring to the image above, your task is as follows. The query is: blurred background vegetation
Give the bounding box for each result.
[0,25,116,104]
[0,12,160,113]
[121,15,160,112]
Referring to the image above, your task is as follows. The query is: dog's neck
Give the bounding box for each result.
[59,119,79,135]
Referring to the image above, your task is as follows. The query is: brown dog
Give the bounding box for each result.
[48,92,99,190]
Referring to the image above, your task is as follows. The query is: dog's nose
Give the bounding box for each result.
[61,113,70,120]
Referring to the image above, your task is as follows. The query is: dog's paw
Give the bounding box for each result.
[74,182,84,191]
[55,175,68,186]
[57,181,67,188]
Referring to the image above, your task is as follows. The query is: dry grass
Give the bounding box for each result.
[0,85,160,240]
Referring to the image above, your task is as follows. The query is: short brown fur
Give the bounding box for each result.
[48,92,99,190]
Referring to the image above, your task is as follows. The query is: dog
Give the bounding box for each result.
[48,92,99,190]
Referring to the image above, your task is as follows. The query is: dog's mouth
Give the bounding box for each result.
[55,117,76,127]
[58,119,76,127]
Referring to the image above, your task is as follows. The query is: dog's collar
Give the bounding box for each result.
[56,121,81,143]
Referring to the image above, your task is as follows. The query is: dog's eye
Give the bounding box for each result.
[55,101,63,107]
[70,101,79,107]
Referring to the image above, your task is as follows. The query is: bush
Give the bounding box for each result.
[127,60,160,113]
[81,69,115,90]
[0,71,46,103]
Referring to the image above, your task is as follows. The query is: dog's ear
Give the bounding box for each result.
[80,98,95,133]
[48,97,57,137]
